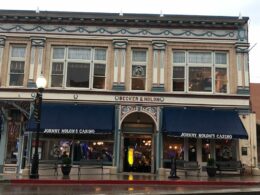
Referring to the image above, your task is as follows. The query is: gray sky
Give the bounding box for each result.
[1,0,260,83]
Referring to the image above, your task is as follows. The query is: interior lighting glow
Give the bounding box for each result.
[128,147,134,166]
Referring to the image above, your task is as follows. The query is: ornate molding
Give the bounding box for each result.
[113,39,128,49]
[235,42,249,53]
[152,41,167,50]
[30,37,46,47]
[120,105,159,126]
[0,35,6,47]
[0,24,238,39]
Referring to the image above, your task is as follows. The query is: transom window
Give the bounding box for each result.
[9,46,26,86]
[131,49,147,90]
[51,47,107,89]
[172,50,228,93]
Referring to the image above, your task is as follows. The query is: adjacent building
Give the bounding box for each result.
[250,83,260,167]
[0,10,257,176]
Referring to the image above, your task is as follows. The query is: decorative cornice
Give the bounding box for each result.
[0,35,6,47]
[30,36,46,47]
[0,10,249,29]
[113,39,128,49]
[235,42,249,53]
[152,40,167,50]
[120,105,158,125]
[0,23,239,40]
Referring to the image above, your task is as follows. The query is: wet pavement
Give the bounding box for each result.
[1,173,260,194]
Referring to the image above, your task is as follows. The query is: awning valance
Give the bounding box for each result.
[162,107,248,139]
[27,103,115,134]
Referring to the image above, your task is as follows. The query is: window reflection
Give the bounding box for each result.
[189,67,212,92]
[202,139,210,162]
[39,135,113,165]
[163,136,184,168]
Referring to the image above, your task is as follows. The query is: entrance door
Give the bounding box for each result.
[123,134,152,173]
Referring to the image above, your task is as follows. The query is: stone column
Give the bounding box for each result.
[0,36,6,86]
[0,109,8,173]
[152,41,167,92]
[235,42,250,95]
[27,37,46,88]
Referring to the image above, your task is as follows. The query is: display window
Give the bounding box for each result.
[5,120,20,164]
[202,139,210,162]
[215,139,237,161]
[37,134,114,165]
[163,136,184,168]
[188,138,197,161]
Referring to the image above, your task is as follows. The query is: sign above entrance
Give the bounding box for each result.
[115,96,164,103]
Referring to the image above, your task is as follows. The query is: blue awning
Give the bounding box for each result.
[27,103,115,134]
[162,107,248,139]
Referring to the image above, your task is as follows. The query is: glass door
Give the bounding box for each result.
[123,134,152,173]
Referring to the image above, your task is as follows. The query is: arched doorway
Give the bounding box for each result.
[120,112,156,173]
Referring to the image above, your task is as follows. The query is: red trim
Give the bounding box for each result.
[10,179,260,185]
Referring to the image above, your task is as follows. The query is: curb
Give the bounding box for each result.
[9,179,260,185]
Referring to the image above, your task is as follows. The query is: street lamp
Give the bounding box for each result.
[30,74,47,179]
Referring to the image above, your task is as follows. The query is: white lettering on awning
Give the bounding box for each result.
[179,132,233,139]
[43,129,96,134]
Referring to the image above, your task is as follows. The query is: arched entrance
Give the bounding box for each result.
[120,112,156,173]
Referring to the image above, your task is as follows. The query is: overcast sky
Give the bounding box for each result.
[1,0,260,83]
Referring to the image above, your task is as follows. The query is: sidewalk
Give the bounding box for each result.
[1,172,260,186]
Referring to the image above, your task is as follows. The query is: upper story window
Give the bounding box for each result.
[172,50,228,93]
[131,49,147,90]
[9,46,26,86]
[50,47,107,89]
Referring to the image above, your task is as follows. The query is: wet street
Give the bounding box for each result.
[1,184,260,195]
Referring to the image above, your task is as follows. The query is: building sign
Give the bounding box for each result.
[115,96,164,103]
[180,132,232,139]
[43,129,95,134]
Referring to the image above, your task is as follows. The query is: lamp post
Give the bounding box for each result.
[30,74,47,179]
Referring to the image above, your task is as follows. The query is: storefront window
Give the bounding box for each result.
[215,140,237,161]
[188,138,197,161]
[202,139,210,162]
[39,134,113,164]
[163,136,184,168]
[6,120,20,164]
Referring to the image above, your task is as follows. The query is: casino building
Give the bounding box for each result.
[0,10,257,176]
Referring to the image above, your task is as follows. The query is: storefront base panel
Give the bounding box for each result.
[37,165,111,176]
[163,168,203,177]
[251,168,260,176]
[3,164,17,174]
[109,166,118,174]
[0,165,3,173]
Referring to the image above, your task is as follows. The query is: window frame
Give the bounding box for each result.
[172,50,186,92]
[130,48,148,91]
[172,50,229,94]
[214,51,229,94]
[8,45,27,87]
[50,46,107,90]
[187,51,213,93]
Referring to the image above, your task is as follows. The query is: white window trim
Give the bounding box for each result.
[172,50,229,94]
[50,46,107,90]
[172,50,186,93]
[8,45,27,87]
[213,51,229,94]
